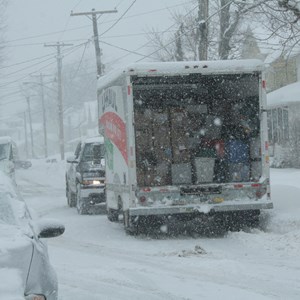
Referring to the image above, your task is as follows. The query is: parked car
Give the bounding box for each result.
[0,170,65,300]
[0,136,18,180]
[14,160,32,169]
[66,136,106,214]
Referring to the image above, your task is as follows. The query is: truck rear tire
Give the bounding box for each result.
[107,208,119,222]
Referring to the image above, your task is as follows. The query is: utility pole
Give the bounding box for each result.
[23,112,29,159]
[198,0,209,60]
[39,73,48,158]
[27,73,50,158]
[44,42,72,160]
[40,73,48,158]
[70,8,117,77]
[26,96,35,158]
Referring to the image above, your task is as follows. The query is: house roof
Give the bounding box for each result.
[267,81,300,107]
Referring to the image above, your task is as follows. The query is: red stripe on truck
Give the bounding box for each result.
[99,112,128,164]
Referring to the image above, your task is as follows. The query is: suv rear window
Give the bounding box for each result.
[81,143,105,162]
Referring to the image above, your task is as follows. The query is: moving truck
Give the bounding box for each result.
[98,59,273,233]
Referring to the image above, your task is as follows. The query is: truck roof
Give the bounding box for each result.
[83,135,104,144]
[98,59,264,90]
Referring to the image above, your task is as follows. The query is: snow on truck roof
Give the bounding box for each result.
[97,59,264,90]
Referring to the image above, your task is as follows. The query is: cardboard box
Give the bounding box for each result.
[171,163,192,185]
[135,110,152,129]
[135,128,153,151]
[170,108,190,130]
[194,157,215,183]
[250,161,262,181]
[228,163,250,182]
[137,164,171,187]
[250,137,261,159]
[172,129,190,163]
[153,112,168,126]
[153,126,171,148]
[204,115,223,139]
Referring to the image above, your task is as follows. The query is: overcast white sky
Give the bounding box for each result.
[0,0,193,117]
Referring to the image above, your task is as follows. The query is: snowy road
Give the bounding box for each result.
[16,161,300,300]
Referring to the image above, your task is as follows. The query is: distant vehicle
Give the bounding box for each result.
[0,170,65,300]
[0,136,18,180]
[14,160,32,169]
[98,59,273,234]
[66,136,106,214]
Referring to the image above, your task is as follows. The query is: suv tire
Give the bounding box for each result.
[67,187,76,208]
[76,183,88,215]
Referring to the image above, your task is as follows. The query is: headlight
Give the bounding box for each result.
[25,295,46,300]
[82,179,105,186]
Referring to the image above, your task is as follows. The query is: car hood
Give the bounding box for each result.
[0,224,33,292]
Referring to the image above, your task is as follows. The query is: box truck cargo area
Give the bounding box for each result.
[98,60,273,234]
[134,73,261,187]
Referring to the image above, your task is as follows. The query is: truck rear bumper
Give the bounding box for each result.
[129,200,273,217]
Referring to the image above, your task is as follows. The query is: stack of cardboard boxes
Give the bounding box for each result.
[135,108,262,186]
[170,108,192,185]
[135,109,172,186]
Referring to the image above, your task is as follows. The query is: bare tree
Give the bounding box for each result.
[0,0,8,67]
[145,0,265,62]
[174,24,185,61]
[251,1,300,55]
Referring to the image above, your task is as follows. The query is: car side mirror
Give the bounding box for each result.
[101,158,105,167]
[31,219,65,239]
[66,155,78,164]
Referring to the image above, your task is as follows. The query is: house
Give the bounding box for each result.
[265,51,300,93]
[267,81,300,167]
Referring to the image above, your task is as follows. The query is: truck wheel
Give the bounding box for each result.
[107,208,119,222]
[65,179,68,198]
[67,188,76,208]
[76,183,88,215]
[123,211,138,236]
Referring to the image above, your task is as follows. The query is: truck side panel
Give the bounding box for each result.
[98,77,131,211]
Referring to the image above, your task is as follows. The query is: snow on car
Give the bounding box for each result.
[0,170,65,300]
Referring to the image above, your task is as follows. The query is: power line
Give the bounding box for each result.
[99,0,137,37]
[58,0,85,41]
[1,43,83,79]
[70,40,91,81]
[0,43,88,89]
[0,52,57,69]
[1,1,194,46]
[71,8,118,77]
[100,39,157,59]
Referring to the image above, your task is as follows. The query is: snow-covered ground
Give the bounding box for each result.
[16,160,300,300]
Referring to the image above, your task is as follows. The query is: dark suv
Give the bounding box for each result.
[65,136,106,214]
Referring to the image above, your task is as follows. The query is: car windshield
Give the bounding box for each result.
[0,144,9,161]
[81,143,105,162]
